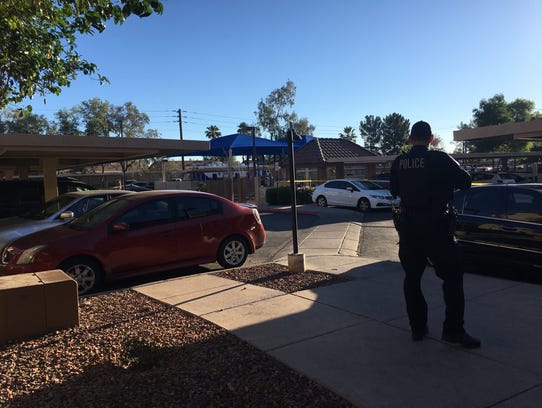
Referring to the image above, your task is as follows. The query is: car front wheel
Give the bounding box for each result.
[357,198,371,212]
[316,195,327,207]
[60,257,103,295]
[217,236,249,268]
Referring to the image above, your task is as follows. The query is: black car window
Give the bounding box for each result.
[352,180,381,190]
[118,199,174,229]
[175,196,222,219]
[327,180,354,190]
[463,189,503,218]
[507,191,542,223]
[68,196,107,217]
[70,199,131,230]
[325,180,343,189]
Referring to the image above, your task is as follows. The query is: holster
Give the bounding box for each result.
[392,206,405,233]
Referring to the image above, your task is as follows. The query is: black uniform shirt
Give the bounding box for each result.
[390,145,471,214]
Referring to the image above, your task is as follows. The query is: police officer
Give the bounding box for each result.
[390,120,480,348]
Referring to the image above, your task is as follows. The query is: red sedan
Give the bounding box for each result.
[0,190,266,294]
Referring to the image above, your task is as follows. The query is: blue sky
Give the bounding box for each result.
[18,0,542,152]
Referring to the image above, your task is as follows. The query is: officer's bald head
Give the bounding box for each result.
[410,121,433,144]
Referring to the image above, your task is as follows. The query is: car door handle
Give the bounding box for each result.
[501,226,517,232]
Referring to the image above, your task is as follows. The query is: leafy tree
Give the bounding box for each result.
[52,108,81,136]
[0,0,163,109]
[144,129,160,139]
[0,108,51,134]
[430,135,445,151]
[467,93,539,153]
[380,113,410,155]
[256,80,296,140]
[290,115,315,136]
[339,126,357,143]
[107,101,153,183]
[78,98,111,137]
[255,81,315,139]
[205,125,221,139]
[508,98,537,122]
[472,94,513,127]
[359,115,382,151]
[109,102,149,138]
[75,98,158,184]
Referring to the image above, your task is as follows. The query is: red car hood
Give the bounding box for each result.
[11,224,90,250]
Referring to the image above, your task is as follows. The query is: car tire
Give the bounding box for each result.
[60,257,103,295]
[217,236,249,268]
[357,198,371,212]
[316,195,327,207]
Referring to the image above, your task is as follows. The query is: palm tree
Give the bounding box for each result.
[237,122,250,134]
[205,125,221,139]
[339,126,357,143]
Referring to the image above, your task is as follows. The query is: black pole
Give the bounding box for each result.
[251,127,257,177]
[178,108,185,170]
[287,126,299,254]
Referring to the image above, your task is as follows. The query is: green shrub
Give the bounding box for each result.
[265,186,314,205]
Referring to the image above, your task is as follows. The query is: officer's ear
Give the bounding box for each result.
[429,134,435,145]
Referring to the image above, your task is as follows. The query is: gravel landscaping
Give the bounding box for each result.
[0,264,355,407]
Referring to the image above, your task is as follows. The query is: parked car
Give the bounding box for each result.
[126,180,155,190]
[0,190,132,259]
[470,172,516,185]
[312,179,395,212]
[0,190,266,294]
[453,184,542,272]
[0,177,95,219]
[115,183,153,192]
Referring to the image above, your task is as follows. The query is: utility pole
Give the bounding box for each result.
[177,108,185,170]
[246,126,258,203]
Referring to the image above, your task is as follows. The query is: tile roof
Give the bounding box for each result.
[293,138,378,165]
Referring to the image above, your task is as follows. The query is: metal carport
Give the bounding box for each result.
[0,133,209,200]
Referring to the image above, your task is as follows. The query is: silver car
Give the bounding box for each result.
[0,190,131,254]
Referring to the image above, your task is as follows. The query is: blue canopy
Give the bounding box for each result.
[185,133,312,157]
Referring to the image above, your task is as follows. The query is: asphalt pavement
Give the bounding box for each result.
[134,204,542,408]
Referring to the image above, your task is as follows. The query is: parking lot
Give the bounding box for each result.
[100,201,542,293]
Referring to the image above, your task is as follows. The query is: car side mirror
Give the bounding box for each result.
[346,187,353,192]
[59,211,75,220]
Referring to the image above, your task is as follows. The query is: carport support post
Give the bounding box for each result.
[286,125,306,273]
[42,158,58,202]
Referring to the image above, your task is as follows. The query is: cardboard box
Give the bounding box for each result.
[0,270,79,344]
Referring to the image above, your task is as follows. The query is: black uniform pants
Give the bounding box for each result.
[397,217,465,335]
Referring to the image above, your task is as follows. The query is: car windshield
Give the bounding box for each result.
[20,195,75,220]
[351,180,385,190]
[70,198,131,230]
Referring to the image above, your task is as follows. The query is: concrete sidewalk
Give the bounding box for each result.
[134,221,542,408]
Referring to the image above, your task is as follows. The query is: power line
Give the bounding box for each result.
[182,110,254,121]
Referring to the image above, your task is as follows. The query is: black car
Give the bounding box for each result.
[453,184,542,274]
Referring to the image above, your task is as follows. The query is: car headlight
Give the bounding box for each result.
[2,245,47,265]
[370,195,388,199]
